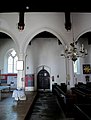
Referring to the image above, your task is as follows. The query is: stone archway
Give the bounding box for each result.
[37,67,50,90]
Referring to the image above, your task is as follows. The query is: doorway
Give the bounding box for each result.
[37,68,50,90]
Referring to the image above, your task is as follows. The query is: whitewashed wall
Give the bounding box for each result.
[0,12,91,89]
[0,38,17,73]
[26,38,66,90]
[74,37,91,84]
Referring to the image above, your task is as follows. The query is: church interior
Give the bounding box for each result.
[0,0,91,120]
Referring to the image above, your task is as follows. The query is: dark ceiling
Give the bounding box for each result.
[0,0,91,43]
[0,0,91,13]
[80,32,91,45]
[34,31,56,38]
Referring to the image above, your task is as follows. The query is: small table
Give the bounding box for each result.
[0,86,10,100]
[12,89,26,101]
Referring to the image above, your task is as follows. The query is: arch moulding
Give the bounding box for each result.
[23,27,66,54]
[0,28,19,53]
[75,28,91,42]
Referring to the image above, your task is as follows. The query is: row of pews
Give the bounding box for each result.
[71,82,91,104]
[71,82,91,120]
[52,83,77,118]
[52,82,91,119]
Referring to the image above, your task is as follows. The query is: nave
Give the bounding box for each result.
[29,91,74,120]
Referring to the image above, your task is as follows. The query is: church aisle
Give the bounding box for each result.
[0,91,37,120]
[29,91,69,120]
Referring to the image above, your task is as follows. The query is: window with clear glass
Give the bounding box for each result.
[73,58,80,74]
[8,50,18,73]
[14,56,18,73]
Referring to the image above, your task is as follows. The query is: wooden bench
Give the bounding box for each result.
[0,86,10,100]
[71,86,91,104]
[74,104,91,120]
[52,83,77,117]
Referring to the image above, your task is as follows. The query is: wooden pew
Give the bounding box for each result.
[74,104,91,120]
[52,83,77,117]
[0,86,10,100]
[71,83,91,104]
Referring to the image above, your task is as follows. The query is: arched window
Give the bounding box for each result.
[8,50,18,73]
[73,58,80,74]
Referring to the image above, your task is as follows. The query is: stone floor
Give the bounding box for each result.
[0,91,37,120]
[0,91,75,120]
[29,91,75,120]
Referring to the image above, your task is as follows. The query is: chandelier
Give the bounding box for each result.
[61,12,88,62]
[61,38,88,62]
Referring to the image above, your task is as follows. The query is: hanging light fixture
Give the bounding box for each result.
[18,12,25,31]
[61,38,88,62]
[61,13,88,62]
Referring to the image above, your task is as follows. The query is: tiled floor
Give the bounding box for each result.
[0,91,37,120]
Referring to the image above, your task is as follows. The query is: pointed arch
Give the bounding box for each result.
[75,28,91,42]
[0,28,19,53]
[4,49,18,73]
[23,27,66,54]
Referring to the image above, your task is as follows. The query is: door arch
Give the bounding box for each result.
[37,68,50,90]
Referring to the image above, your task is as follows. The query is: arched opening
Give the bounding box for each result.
[7,49,18,73]
[25,31,66,91]
[73,31,91,84]
[0,32,18,89]
[37,67,50,90]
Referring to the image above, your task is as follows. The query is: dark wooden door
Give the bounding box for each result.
[37,69,50,89]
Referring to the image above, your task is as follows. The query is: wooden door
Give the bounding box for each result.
[37,69,50,90]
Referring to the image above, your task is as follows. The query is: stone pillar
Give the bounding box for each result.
[17,53,25,89]
[65,58,71,91]
[69,59,75,88]
[65,58,69,85]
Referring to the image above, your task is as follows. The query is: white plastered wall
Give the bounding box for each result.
[0,12,91,90]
